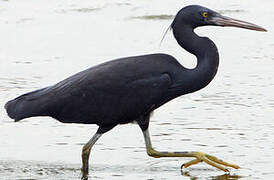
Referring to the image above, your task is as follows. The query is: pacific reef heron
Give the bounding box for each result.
[5,5,266,180]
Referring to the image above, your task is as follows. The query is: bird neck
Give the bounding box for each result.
[172,24,219,94]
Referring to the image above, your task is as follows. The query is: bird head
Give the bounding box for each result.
[172,5,266,31]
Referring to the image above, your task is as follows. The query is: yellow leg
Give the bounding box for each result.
[142,129,240,172]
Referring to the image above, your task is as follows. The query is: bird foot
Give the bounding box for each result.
[81,176,88,180]
[81,167,89,180]
[181,152,240,172]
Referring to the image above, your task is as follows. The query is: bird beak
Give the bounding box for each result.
[210,14,267,32]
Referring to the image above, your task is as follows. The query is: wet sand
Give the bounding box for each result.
[0,0,274,179]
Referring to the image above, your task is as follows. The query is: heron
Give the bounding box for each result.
[5,5,266,180]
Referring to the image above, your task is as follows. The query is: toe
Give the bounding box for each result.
[205,154,240,169]
[183,159,202,168]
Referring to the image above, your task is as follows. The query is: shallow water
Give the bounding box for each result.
[0,0,274,179]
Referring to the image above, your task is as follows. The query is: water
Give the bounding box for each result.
[0,0,274,179]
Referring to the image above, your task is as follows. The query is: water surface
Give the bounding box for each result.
[0,0,274,179]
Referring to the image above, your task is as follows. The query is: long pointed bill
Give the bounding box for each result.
[211,15,267,32]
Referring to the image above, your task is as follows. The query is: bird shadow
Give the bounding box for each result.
[181,169,243,180]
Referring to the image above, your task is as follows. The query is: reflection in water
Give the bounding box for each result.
[218,9,245,15]
[181,170,243,180]
[130,15,174,20]
[0,77,38,91]
[72,7,101,13]
[0,161,80,179]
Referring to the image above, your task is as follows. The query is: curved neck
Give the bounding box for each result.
[172,24,219,94]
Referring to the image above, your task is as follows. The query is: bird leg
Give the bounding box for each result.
[81,133,102,180]
[142,129,240,172]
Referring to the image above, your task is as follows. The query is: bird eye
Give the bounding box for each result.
[202,12,208,18]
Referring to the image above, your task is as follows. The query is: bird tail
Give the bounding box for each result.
[5,88,50,122]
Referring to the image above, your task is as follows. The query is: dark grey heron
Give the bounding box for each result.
[5,5,266,180]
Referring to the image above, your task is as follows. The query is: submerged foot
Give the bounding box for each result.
[181,152,240,172]
[81,167,89,180]
[81,173,88,180]
[81,176,88,180]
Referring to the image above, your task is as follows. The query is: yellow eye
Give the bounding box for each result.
[202,12,208,18]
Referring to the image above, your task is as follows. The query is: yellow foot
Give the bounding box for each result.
[181,152,240,172]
